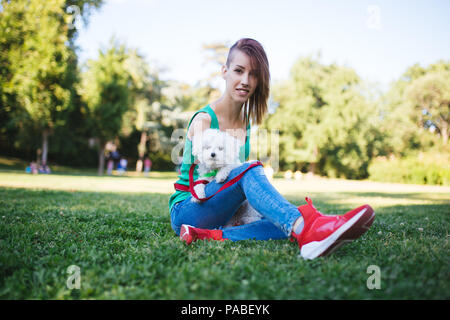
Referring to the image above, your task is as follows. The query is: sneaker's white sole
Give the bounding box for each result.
[300,208,370,260]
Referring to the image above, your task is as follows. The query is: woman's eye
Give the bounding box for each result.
[235,69,242,73]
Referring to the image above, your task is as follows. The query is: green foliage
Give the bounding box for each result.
[1,0,72,129]
[78,39,138,174]
[266,57,449,182]
[0,0,104,164]
[266,55,384,179]
[120,49,163,132]
[148,150,176,171]
[405,69,450,144]
[381,60,450,155]
[79,39,132,144]
[368,153,450,186]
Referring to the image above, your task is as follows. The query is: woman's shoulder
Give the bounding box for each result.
[192,110,212,122]
[187,110,212,139]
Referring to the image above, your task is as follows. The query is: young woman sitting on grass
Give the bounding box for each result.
[168,38,375,260]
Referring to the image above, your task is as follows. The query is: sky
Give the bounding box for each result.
[75,0,450,91]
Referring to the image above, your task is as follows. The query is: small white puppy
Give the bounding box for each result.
[191,128,241,202]
[191,128,262,227]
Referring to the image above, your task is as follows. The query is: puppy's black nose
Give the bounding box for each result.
[211,152,216,158]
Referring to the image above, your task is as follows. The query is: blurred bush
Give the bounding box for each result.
[368,153,450,186]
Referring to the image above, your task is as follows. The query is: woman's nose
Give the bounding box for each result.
[241,72,249,85]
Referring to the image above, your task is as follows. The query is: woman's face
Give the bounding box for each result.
[222,50,258,104]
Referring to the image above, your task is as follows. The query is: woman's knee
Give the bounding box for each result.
[230,160,262,177]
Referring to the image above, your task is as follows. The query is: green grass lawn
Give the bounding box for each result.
[0,166,449,299]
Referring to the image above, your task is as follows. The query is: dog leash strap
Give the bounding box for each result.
[189,161,263,202]
[174,165,208,193]
[188,162,208,201]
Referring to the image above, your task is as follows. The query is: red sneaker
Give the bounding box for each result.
[292,197,375,260]
[179,224,225,245]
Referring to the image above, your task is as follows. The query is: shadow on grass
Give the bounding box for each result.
[0,187,171,220]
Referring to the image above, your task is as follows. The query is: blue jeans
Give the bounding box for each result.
[170,162,301,241]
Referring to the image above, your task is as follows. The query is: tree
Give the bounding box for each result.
[264,55,383,178]
[0,0,72,165]
[381,60,450,154]
[406,70,450,144]
[0,0,104,164]
[119,49,160,167]
[79,40,132,175]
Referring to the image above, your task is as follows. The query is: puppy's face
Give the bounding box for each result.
[192,129,241,168]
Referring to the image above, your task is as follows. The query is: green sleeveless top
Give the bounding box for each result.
[168,104,251,212]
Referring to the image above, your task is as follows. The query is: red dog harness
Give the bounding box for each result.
[174,161,263,202]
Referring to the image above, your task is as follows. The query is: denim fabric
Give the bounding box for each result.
[170,161,301,241]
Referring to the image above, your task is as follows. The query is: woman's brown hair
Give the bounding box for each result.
[226,38,270,126]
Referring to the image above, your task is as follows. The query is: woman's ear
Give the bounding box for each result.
[221,64,228,80]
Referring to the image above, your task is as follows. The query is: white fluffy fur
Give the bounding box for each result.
[191,129,241,202]
[191,128,262,227]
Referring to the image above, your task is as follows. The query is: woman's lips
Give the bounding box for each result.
[236,88,249,96]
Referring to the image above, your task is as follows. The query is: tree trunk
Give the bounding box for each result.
[309,146,319,174]
[41,129,49,164]
[36,148,42,165]
[138,130,147,159]
[98,142,105,176]
[309,162,317,175]
[136,131,148,173]
[442,122,448,145]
